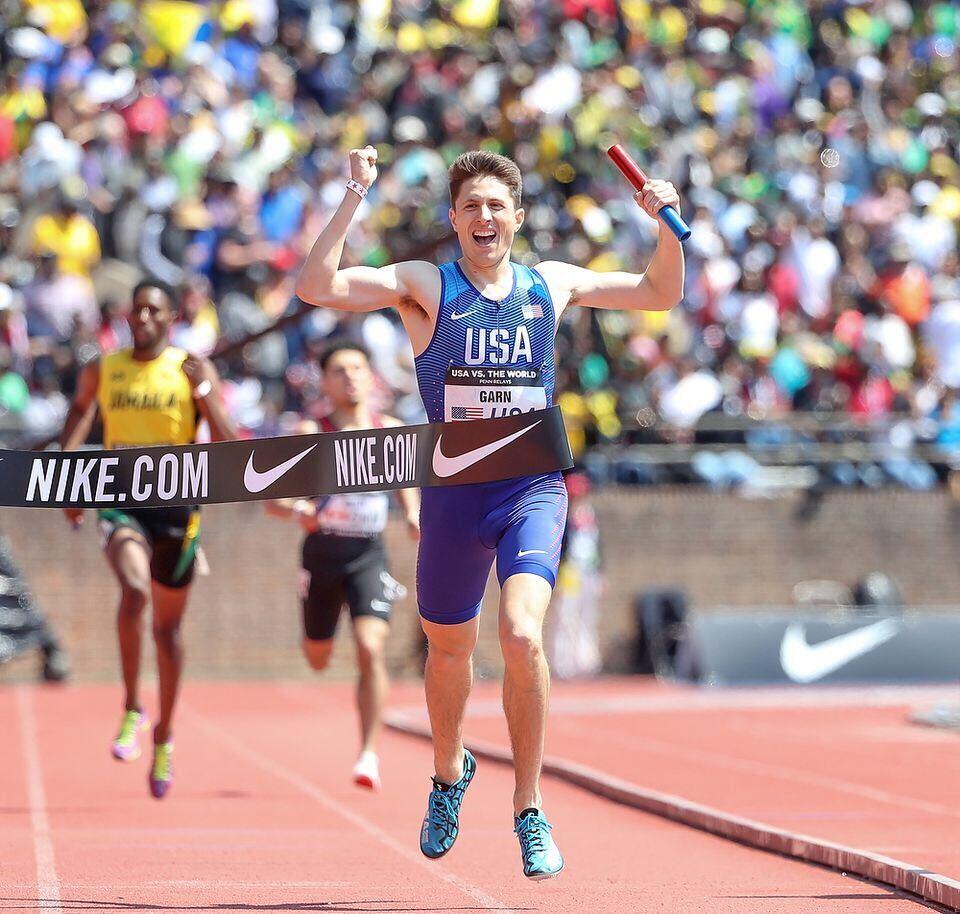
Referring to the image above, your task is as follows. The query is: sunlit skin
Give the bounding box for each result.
[449,176,524,279]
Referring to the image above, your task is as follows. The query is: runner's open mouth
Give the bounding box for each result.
[473,229,497,247]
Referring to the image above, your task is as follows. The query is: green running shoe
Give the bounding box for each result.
[149,741,174,799]
[419,749,476,859]
[111,710,150,761]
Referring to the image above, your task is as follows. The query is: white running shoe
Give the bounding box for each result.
[352,751,381,791]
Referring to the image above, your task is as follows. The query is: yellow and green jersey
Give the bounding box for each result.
[97,347,197,449]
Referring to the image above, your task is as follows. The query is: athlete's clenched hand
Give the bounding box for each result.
[633,180,680,220]
[349,146,378,190]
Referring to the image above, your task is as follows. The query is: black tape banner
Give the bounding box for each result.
[0,407,573,509]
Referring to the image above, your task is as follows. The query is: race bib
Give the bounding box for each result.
[315,493,390,537]
[444,366,547,422]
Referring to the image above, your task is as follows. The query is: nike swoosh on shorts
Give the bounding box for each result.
[244,444,318,494]
[779,618,901,683]
[432,422,541,479]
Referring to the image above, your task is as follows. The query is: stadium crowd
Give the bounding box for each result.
[0,0,958,487]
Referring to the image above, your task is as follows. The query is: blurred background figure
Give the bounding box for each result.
[550,472,602,680]
[266,342,419,792]
[0,534,70,682]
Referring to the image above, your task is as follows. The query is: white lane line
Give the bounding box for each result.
[7,880,352,890]
[192,712,511,912]
[15,685,61,911]
[556,714,960,818]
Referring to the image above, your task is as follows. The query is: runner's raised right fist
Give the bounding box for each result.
[349,146,378,190]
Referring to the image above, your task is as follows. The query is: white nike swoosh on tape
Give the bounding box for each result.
[450,310,477,320]
[779,618,901,684]
[243,444,317,494]
[517,549,548,557]
[432,421,541,479]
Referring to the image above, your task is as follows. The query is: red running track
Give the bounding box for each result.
[0,680,947,913]
[455,681,960,876]
[389,679,959,907]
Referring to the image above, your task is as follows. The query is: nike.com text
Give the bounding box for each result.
[334,432,417,488]
[26,452,209,504]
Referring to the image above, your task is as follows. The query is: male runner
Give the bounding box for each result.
[267,341,419,791]
[59,279,236,798]
[295,147,683,878]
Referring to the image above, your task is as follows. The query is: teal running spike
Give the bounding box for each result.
[514,809,564,880]
[419,749,476,859]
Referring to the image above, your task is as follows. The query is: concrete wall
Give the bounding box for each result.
[2,488,959,682]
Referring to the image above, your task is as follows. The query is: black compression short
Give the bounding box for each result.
[299,533,404,641]
[98,506,201,589]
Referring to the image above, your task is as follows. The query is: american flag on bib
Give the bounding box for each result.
[522,301,543,320]
[451,407,484,421]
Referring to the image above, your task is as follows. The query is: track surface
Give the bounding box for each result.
[1,680,948,913]
[403,680,959,882]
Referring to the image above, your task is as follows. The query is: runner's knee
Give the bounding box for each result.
[355,635,385,672]
[152,621,182,651]
[499,609,545,666]
[424,629,476,667]
[118,582,150,618]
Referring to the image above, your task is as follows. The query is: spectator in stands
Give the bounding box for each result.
[0,0,956,488]
[0,284,31,378]
[22,251,98,344]
[31,188,101,278]
[171,275,220,357]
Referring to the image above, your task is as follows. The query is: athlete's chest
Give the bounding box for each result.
[442,296,551,367]
[113,360,186,395]
[103,363,189,413]
[439,297,554,421]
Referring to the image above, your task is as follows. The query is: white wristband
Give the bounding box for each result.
[346,179,368,199]
[192,379,213,400]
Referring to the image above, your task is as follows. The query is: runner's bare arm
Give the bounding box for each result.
[183,355,237,442]
[294,146,439,316]
[537,180,684,314]
[383,415,420,540]
[60,359,100,452]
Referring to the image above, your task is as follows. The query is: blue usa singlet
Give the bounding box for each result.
[414,261,568,625]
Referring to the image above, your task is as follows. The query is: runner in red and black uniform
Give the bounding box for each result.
[268,341,419,791]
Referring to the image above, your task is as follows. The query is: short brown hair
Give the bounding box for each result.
[448,151,522,209]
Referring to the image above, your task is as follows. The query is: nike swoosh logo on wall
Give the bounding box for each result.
[243,444,317,493]
[432,422,541,478]
[450,311,477,320]
[779,618,902,683]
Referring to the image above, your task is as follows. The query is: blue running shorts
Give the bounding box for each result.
[417,472,568,625]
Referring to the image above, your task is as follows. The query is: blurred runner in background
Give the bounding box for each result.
[58,278,236,799]
[268,341,419,792]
